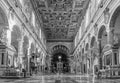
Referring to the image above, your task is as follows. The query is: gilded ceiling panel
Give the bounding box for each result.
[31,0,90,42]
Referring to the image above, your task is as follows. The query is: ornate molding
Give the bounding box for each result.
[31,0,89,41]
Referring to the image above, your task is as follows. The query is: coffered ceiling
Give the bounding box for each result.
[31,0,90,42]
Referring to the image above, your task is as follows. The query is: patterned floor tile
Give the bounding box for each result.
[0,75,120,83]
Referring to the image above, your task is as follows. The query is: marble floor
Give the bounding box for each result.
[0,74,120,83]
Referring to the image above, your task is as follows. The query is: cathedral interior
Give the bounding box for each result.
[0,0,120,83]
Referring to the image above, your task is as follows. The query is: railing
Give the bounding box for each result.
[1,68,24,78]
[100,65,120,78]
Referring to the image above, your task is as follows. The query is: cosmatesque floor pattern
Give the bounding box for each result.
[0,75,120,83]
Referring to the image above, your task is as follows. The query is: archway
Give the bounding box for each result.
[29,43,35,75]
[98,25,107,49]
[11,25,21,53]
[90,36,98,74]
[79,51,82,73]
[90,36,96,64]
[11,25,21,68]
[107,5,120,71]
[98,25,107,69]
[85,43,90,74]
[81,48,85,74]
[110,5,120,46]
[90,37,96,48]
[85,43,89,51]
[51,45,70,73]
